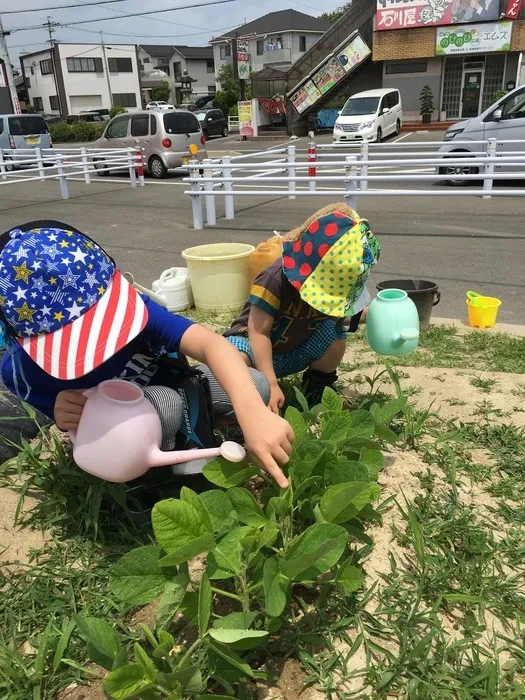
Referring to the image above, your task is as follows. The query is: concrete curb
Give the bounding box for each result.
[431,317,525,337]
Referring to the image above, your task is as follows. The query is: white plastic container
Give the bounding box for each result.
[182,243,255,312]
[152,267,194,312]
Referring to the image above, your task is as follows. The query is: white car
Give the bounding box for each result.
[333,89,402,143]
[146,101,175,111]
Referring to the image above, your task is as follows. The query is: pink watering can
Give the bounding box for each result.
[70,379,246,483]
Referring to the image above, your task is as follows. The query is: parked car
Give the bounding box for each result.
[92,110,207,179]
[45,116,65,126]
[196,109,228,138]
[0,114,52,170]
[146,101,175,111]
[67,113,105,123]
[193,94,216,110]
[439,84,525,184]
[333,88,402,143]
[81,108,111,121]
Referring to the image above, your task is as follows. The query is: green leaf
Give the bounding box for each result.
[322,387,343,412]
[35,619,53,676]
[338,564,365,595]
[328,459,370,485]
[200,490,238,536]
[322,414,354,442]
[152,499,215,555]
[294,475,322,500]
[291,440,330,479]
[155,575,189,630]
[180,487,214,534]
[207,526,253,580]
[374,423,399,444]
[378,397,406,424]
[75,617,121,667]
[103,664,150,699]
[209,628,268,644]
[209,641,255,678]
[139,624,158,650]
[293,386,310,412]
[266,496,289,519]
[213,612,258,630]
[160,665,204,694]
[134,643,156,682]
[263,557,291,617]
[442,593,489,604]
[348,411,376,439]
[110,547,170,605]
[228,488,266,527]
[158,533,215,568]
[284,406,307,440]
[404,497,425,571]
[203,457,258,489]
[280,523,348,581]
[198,573,212,638]
[360,448,384,479]
[345,519,373,545]
[320,483,380,524]
[53,619,75,672]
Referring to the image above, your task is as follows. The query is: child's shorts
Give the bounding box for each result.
[226,314,361,379]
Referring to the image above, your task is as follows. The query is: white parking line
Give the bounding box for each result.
[391,132,413,144]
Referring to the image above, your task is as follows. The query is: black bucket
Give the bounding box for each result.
[376,280,441,330]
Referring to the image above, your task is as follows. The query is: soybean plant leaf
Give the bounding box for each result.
[153,500,215,566]
[228,488,266,527]
[209,628,268,644]
[374,423,399,444]
[74,617,121,665]
[345,519,373,545]
[259,520,279,550]
[110,547,170,605]
[338,564,365,595]
[178,591,199,624]
[209,641,255,678]
[322,414,354,442]
[266,496,289,520]
[103,664,150,699]
[207,526,253,580]
[360,448,384,480]
[293,386,310,413]
[284,406,307,441]
[198,573,212,638]
[263,558,290,617]
[134,643,156,682]
[378,397,406,424]
[292,440,330,479]
[158,534,215,568]
[213,612,258,630]
[281,523,348,581]
[322,387,343,413]
[160,665,204,694]
[320,483,381,524]
[180,487,213,534]
[294,475,322,500]
[200,490,238,536]
[327,459,370,485]
[203,457,258,489]
[348,411,376,439]
[156,575,189,630]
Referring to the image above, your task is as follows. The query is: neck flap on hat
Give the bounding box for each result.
[282,209,380,318]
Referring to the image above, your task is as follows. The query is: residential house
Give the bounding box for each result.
[211,9,329,81]
[138,45,215,105]
[20,43,142,115]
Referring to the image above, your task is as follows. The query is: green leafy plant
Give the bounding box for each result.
[109,105,127,119]
[151,80,172,103]
[420,85,435,124]
[80,388,403,698]
[48,121,105,143]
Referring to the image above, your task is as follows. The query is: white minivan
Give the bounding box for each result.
[439,85,525,183]
[333,88,402,143]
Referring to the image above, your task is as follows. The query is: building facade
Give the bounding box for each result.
[20,43,142,115]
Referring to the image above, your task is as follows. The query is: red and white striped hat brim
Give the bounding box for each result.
[18,271,148,380]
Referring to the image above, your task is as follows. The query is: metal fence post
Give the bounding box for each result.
[56,154,69,200]
[136,149,145,187]
[189,160,203,230]
[35,147,45,180]
[483,137,497,200]
[360,140,369,193]
[222,156,235,220]
[203,158,216,226]
[287,144,296,200]
[344,155,358,210]
[128,149,138,188]
[308,140,316,192]
[81,147,91,184]
[0,149,7,181]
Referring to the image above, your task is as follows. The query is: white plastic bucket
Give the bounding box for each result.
[182,243,255,312]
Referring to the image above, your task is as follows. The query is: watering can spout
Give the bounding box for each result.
[149,442,247,469]
[395,328,420,343]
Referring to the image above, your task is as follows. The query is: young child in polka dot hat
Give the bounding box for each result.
[225,203,380,411]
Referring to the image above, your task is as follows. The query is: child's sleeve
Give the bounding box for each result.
[247,265,283,319]
[1,347,61,418]
[143,298,195,352]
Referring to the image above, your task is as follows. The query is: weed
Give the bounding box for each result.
[471,376,498,393]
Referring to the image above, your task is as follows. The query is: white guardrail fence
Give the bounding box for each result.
[184,138,525,230]
[0,147,145,199]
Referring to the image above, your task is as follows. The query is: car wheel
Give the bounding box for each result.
[93,159,109,177]
[4,157,15,172]
[149,155,168,179]
[440,151,479,186]
[395,119,401,136]
[376,127,382,143]
[222,126,229,138]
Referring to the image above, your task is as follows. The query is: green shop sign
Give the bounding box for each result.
[436,20,513,56]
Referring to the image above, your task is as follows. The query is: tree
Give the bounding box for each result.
[213,63,251,115]
[320,2,352,22]
[420,84,435,123]
[151,80,171,102]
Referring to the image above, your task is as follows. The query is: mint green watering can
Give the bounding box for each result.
[366,289,420,356]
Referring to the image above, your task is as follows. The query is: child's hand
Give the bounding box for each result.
[269,382,285,414]
[54,390,87,431]
[238,407,294,489]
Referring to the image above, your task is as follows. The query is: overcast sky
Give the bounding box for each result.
[3,0,343,61]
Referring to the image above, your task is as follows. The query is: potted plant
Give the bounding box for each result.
[420,84,434,124]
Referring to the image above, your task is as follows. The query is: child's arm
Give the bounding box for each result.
[247,306,285,414]
[179,324,293,489]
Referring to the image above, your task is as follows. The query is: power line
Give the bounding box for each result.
[2,0,133,13]
[7,0,239,32]
[71,0,207,31]
[64,23,237,39]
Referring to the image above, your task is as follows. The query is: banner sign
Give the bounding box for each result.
[504,0,523,19]
[376,0,499,31]
[436,20,513,55]
[237,39,250,80]
[238,100,254,137]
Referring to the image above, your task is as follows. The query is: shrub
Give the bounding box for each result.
[151,81,171,103]
[109,106,127,119]
[49,121,106,143]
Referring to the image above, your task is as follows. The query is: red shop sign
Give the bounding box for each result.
[505,0,523,19]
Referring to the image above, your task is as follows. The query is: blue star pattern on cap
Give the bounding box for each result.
[0,227,115,338]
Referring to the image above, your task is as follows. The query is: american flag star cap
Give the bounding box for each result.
[0,225,148,380]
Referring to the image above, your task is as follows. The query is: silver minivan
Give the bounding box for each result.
[439,85,525,183]
[0,114,52,170]
[93,110,207,179]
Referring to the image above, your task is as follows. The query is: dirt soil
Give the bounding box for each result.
[0,485,47,570]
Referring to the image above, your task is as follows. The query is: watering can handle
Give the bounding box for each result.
[159,268,178,284]
[467,291,482,301]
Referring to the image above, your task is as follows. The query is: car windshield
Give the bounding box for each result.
[341,97,380,117]
[163,112,200,134]
[8,116,49,135]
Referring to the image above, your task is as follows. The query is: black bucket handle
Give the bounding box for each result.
[433,290,441,307]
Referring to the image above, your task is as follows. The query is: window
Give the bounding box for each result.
[265,36,282,51]
[40,59,53,75]
[131,114,149,137]
[106,116,129,139]
[66,57,103,73]
[33,97,44,111]
[220,44,231,59]
[500,89,525,120]
[49,95,60,111]
[26,77,31,88]
[207,59,214,73]
[385,91,399,109]
[150,114,157,135]
[257,40,264,56]
[174,61,182,77]
[108,57,133,73]
[30,66,35,75]
[163,112,200,134]
[208,85,216,93]
[143,57,150,63]
[385,61,427,74]
[8,116,48,135]
[113,93,137,108]
[299,35,307,52]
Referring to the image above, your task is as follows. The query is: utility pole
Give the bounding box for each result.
[100,31,113,108]
[231,32,246,101]
[45,16,64,116]
[0,14,21,113]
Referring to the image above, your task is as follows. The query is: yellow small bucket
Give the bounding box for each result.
[467,296,502,329]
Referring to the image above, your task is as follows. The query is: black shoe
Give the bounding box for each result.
[302,369,338,407]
